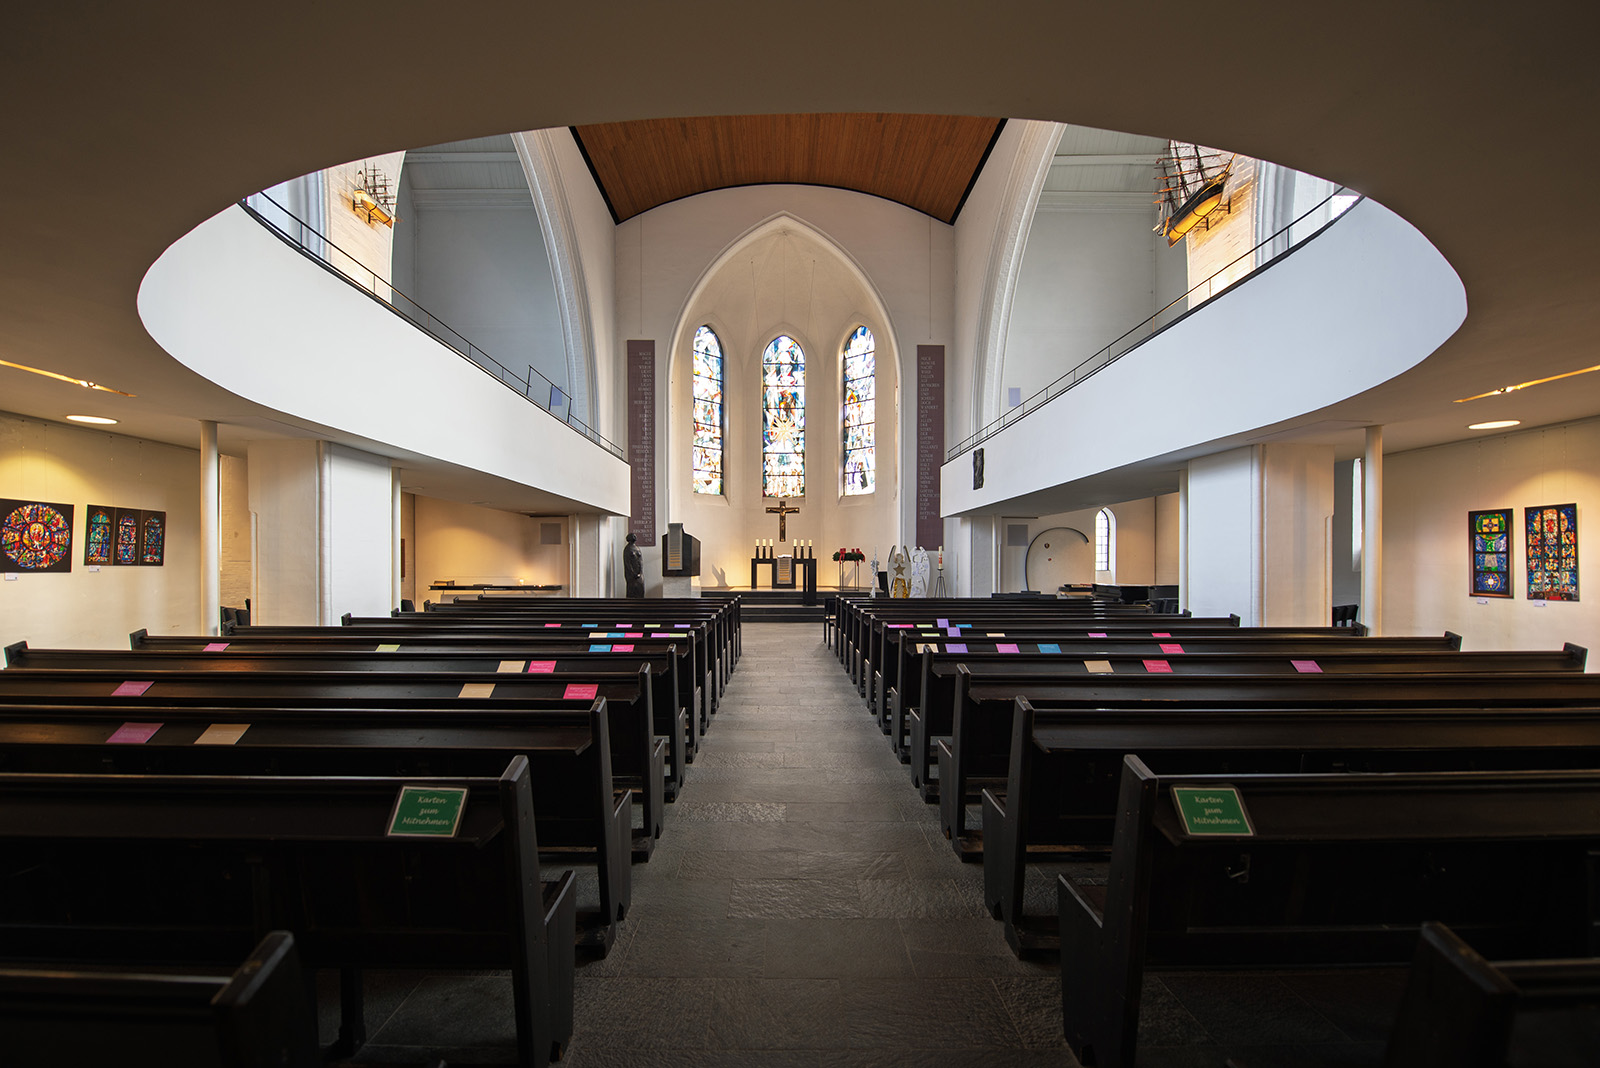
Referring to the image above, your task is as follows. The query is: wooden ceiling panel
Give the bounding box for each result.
[572,114,1004,224]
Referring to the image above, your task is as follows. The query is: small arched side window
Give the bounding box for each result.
[1095,508,1114,573]
[691,326,724,495]
[842,326,875,495]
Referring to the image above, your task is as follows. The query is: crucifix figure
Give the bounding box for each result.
[765,498,800,542]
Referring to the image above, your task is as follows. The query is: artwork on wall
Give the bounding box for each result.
[0,499,75,574]
[113,508,140,565]
[1468,508,1513,597]
[1526,503,1578,601]
[84,504,115,565]
[139,510,166,566]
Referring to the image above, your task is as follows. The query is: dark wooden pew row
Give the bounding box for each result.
[319,614,722,732]
[886,631,1468,761]
[0,663,663,862]
[941,668,1600,856]
[1384,922,1600,1068]
[0,700,629,953]
[911,644,1586,811]
[26,636,693,803]
[984,699,1600,954]
[0,757,575,1068]
[0,931,319,1068]
[1057,757,1600,1068]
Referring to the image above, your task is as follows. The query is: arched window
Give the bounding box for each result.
[1095,508,1114,573]
[691,325,725,495]
[761,335,806,498]
[842,326,875,495]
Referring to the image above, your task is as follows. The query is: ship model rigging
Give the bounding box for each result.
[1155,143,1236,245]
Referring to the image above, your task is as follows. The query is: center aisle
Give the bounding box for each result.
[564,621,1069,1066]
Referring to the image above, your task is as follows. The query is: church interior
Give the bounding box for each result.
[2,3,1599,1065]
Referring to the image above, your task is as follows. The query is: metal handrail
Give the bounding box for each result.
[946,187,1362,460]
[238,192,623,459]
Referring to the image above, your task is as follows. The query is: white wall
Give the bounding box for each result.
[0,413,201,647]
[1384,417,1600,658]
[412,497,569,600]
[1188,448,1258,621]
[941,198,1465,516]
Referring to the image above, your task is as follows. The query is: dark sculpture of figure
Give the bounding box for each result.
[624,532,644,598]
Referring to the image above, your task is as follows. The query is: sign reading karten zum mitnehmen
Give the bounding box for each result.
[1170,785,1255,837]
[386,785,468,838]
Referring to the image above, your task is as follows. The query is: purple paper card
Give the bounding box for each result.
[997,643,1020,653]
[1292,659,1323,673]
[937,618,949,628]
[948,628,960,636]
[108,722,161,744]
[1089,632,1107,638]
[204,642,229,652]
[946,643,968,653]
[113,680,153,697]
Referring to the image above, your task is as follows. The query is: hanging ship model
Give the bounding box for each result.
[1155,143,1236,245]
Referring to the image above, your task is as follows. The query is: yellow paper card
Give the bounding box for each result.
[497,660,524,673]
[1084,660,1114,674]
[459,683,496,698]
[195,723,249,745]
[376,644,400,652]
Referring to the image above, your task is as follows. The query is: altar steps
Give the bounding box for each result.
[700,589,827,623]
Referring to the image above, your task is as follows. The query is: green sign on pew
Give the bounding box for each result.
[1170,785,1254,837]
[387,785,468,837]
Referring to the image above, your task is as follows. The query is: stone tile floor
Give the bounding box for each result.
[326,622,1448,1067]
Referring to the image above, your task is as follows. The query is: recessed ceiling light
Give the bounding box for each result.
[66,414,119,425]
[1468,420,1521,430]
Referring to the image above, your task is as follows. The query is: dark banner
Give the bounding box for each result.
[916,345,945,550]
[627,339,656,546]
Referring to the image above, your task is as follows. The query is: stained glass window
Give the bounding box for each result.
[84,506,113,566]
[691,326,724,495]
[761,335,805,498]
[842,326,875,495]
[115,511,139,565]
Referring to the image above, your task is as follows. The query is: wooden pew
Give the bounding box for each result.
[38,636,693,803]
[0,931,318,1068]
[1383,922,1600,1068]
[0,700,629,951]
[984,699,1600,954]
[0,663,666,861]
[937,664,1600,855]
[1057,757,1600,1068]
[0,757,576,1068]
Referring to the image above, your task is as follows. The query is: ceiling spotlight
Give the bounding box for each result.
[1468,420,1521,430]
[1456,363,1600,403]
[66,415,119,425]
[0,358,136,396]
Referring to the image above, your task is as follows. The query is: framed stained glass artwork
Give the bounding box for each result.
[84,504,115,565]
[1468,508,1512,597]
[1526,503,1578,601]
[761,334,805,498]
[691,325,724,495]
[0,498,75,573]
[139,510,166,566]
[842,325,876,496]
[113,508,140,566]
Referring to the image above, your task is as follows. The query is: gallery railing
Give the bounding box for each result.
[239,192,623,459]
[946,187,1362,461]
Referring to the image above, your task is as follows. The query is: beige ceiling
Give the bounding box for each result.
[1,2,1597,515]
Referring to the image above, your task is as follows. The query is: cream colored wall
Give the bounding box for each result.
[0,413,200,647]
[1108,497,1156,584]
[413,497,570,600]
[1155,491,1181,584]
[218,453,250,608]
[1385,417,1600,658]
[323,151,406,299]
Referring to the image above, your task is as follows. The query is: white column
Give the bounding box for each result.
[1177,466,1189,612]
[199,420,220,635]
[1362,425,1384,635]
[391,466,403,610]
[316,441,333,625]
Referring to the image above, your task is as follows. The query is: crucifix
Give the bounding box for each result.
[765,498,800,542]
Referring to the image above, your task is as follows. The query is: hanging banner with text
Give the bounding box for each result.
[916,345,945,551]
[627,340,656,546]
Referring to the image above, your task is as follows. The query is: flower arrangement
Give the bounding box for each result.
[832,547,865,562]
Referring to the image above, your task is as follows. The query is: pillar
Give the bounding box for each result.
[199,420,220,635]
[1362,425,1384,635]
[1177,466,1189,611]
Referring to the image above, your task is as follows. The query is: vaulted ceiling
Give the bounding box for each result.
[570,114,1005,224]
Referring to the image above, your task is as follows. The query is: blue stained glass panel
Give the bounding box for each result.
[692,326,724,495]
[762,335,805,498]
[842,326,875,495]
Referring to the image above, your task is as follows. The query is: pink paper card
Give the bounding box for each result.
[203,642,230,652]
[1089,632,1107,638]
[613,644,635,652]
[564,683,598,700]
[527,661,556,674]
[1292,659,1323,673]
[996,643,1020,653]
[1159,643,1185,655]
[544,623,562,628]
[890,624,912,629]
[625,632,643,638]
[108,722,161,744]
[1143,659,1173,673]
[1151,632,1171,638]
[113,680,153,697]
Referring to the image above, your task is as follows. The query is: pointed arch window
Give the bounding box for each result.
[842,326,876,495]
[761,335,805,498]
[691,325,725,495]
